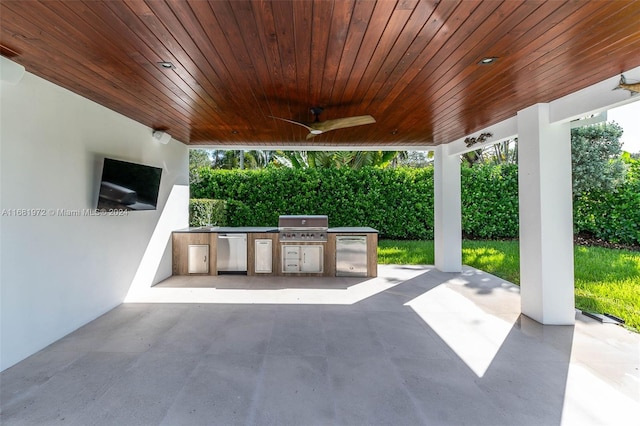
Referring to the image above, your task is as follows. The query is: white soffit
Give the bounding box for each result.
[446,116,518,157]
[447,65,640,156]
[549,65,640,125]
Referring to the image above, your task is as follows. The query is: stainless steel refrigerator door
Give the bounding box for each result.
[336,236,367,277]
[216,234,248,272]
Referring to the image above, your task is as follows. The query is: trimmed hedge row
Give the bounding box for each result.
[191,167,435,239]
[461,164,519,239]
[191,165,640,245]
[573,181,640,245]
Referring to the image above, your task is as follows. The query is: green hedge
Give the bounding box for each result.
[190,165,640,245]
[461,164,519,239]
[573,154,640,245]
[573,180,640,244]
[191,167,434,239]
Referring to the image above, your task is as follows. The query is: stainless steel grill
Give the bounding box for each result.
[278,215,328,242]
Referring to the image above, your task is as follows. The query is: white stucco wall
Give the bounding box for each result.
[0,72,189,370]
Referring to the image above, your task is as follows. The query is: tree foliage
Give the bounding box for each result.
[189,199,227,226]
[189,149,212,187]
[461,139,518,167]
[395,151,433,168]
[272,151,400,169]
[571,122,626,196]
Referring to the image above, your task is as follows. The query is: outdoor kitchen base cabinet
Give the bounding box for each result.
[171,223,377,277]
[281,245,323,273]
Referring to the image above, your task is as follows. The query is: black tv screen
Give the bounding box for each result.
[97,158,162,211]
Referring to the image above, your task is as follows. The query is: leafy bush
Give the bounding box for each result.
[189,199,227,227]
[461,164,519,239]
[573,178,640,245]
[190,164,639,245]
[191,167,435,239]
[573,153,640,245]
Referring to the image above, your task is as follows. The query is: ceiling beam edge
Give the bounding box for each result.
[549,65,640,125]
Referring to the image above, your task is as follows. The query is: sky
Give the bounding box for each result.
[608,101,640,154]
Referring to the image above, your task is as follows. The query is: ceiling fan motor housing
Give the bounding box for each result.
[310,106,324,121]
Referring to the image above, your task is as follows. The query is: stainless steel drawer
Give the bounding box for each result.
[283,245,300,259]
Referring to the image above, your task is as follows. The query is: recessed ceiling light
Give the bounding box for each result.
[231,130,239,134]
[157,61,175,69]
[478,57,498,65]
[391,129,398,135]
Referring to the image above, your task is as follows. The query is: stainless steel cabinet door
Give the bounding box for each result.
[336,236,367,276]
[188,244,209,274]
[217,234,247,272]
[301,245,323,273]
[255,239,273,273]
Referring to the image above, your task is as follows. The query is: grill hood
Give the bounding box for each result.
[278,215,328,230]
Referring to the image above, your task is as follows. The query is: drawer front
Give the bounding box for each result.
[283,260,300,272]
[283,245,300,259]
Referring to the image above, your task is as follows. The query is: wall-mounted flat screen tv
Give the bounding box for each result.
[97,158,162,211]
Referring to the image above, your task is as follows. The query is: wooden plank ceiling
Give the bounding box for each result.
[2,0,640,147]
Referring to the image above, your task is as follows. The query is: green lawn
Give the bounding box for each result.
[378,239,640,332]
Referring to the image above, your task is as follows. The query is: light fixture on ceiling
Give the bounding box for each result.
[152,130,172,144]
[157,61,175,69]
[478,57,498,65]
[391,129,399,135]
[231,130,239,134]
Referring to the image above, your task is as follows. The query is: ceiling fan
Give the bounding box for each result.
[269,107,376,139]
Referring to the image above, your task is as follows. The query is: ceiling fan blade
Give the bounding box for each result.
[269,115,314,132]
[311,115,376,133]
[272,112,375,139]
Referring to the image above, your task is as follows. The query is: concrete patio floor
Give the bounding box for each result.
[1,265,638,425]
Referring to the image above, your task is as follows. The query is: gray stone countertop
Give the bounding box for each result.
[174,226,278,233]
[328,227,378,233]
[174,226,378,233]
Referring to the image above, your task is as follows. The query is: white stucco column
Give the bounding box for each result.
[434,144,462,272]
[517,104,575,325]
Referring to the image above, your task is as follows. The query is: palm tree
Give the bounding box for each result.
[273,151,401,169]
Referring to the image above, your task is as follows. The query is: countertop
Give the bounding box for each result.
[328,227,378,233]
[174,226,278,233]
[174,226,378,233]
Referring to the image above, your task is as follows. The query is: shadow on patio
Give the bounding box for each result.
[1,265,638,425]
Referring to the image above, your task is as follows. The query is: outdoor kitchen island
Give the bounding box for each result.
[172,216,377,278]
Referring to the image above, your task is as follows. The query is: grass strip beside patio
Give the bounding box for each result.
[378,240,640,332]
